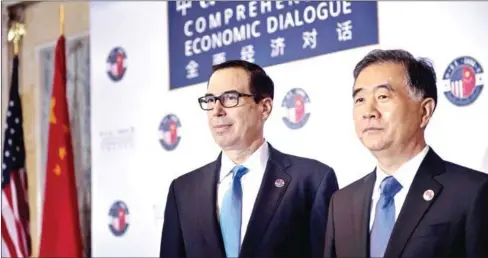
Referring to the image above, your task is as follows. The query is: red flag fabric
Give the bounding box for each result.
[38,35,83,257]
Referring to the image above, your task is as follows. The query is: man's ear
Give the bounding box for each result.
[420,97,435,128]
[261,97,273,121]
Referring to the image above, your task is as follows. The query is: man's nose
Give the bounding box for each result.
[362,101,379,119]
[211,100,226,117]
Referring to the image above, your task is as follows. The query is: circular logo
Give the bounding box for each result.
[281,88,311,129]
[108,200,130,237]
[423,189,435,202]
[274,179,285,188]
[106,47,128,82]
[159,114,181,151]
[442,56,484,106]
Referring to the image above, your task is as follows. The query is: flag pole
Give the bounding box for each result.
[60,4,64,35]
[13,39,19,55]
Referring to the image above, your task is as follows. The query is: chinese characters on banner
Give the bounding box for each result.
[168,1,379,89]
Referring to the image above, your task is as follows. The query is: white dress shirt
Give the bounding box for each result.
[217,140,269,244]
[369,145,430,230]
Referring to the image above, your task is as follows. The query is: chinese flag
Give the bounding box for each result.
[38,35,83,257]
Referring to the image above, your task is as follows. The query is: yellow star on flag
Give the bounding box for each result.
[54,164,61,176]
[59,147,66,160]
[50,98,57,124]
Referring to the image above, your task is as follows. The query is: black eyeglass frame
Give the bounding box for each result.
[197,90,255,111]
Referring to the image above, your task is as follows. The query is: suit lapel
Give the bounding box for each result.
[384,149,445,257]
[239,145,292,257]
[196,153,226,257]
[352,171,376,257]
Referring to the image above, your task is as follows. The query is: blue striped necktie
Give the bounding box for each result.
[219,165,248,258]
[370,176,402,257]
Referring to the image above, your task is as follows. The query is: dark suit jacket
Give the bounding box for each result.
[159,144,339,258]
[324,148,488,258]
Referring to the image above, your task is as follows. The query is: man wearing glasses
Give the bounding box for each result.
[159,60,339,258]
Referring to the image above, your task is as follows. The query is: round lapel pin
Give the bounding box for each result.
[275,179,285,188]
[423,189,435,201]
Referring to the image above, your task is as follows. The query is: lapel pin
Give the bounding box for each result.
[274,179,285,188]
[423,189,435,201]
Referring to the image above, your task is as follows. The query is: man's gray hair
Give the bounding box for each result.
[353,49,438,105]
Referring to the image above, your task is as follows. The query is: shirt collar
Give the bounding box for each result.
[375,145,430,189]
[219,140,270,182]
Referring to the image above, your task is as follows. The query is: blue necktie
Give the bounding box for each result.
[220,165,248,258]
[370,176,402,257]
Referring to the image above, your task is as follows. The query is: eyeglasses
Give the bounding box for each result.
[198,90,254,111]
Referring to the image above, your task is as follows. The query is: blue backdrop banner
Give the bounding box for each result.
[167,1,379,89]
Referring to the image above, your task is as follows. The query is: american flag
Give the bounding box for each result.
[1,55,31,257]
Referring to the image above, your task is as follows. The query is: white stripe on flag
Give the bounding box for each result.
[2,237,12,258]
[9,177,20,225]
[2,193,23,257]
[457,80,463,98]
[9,174,28,257]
